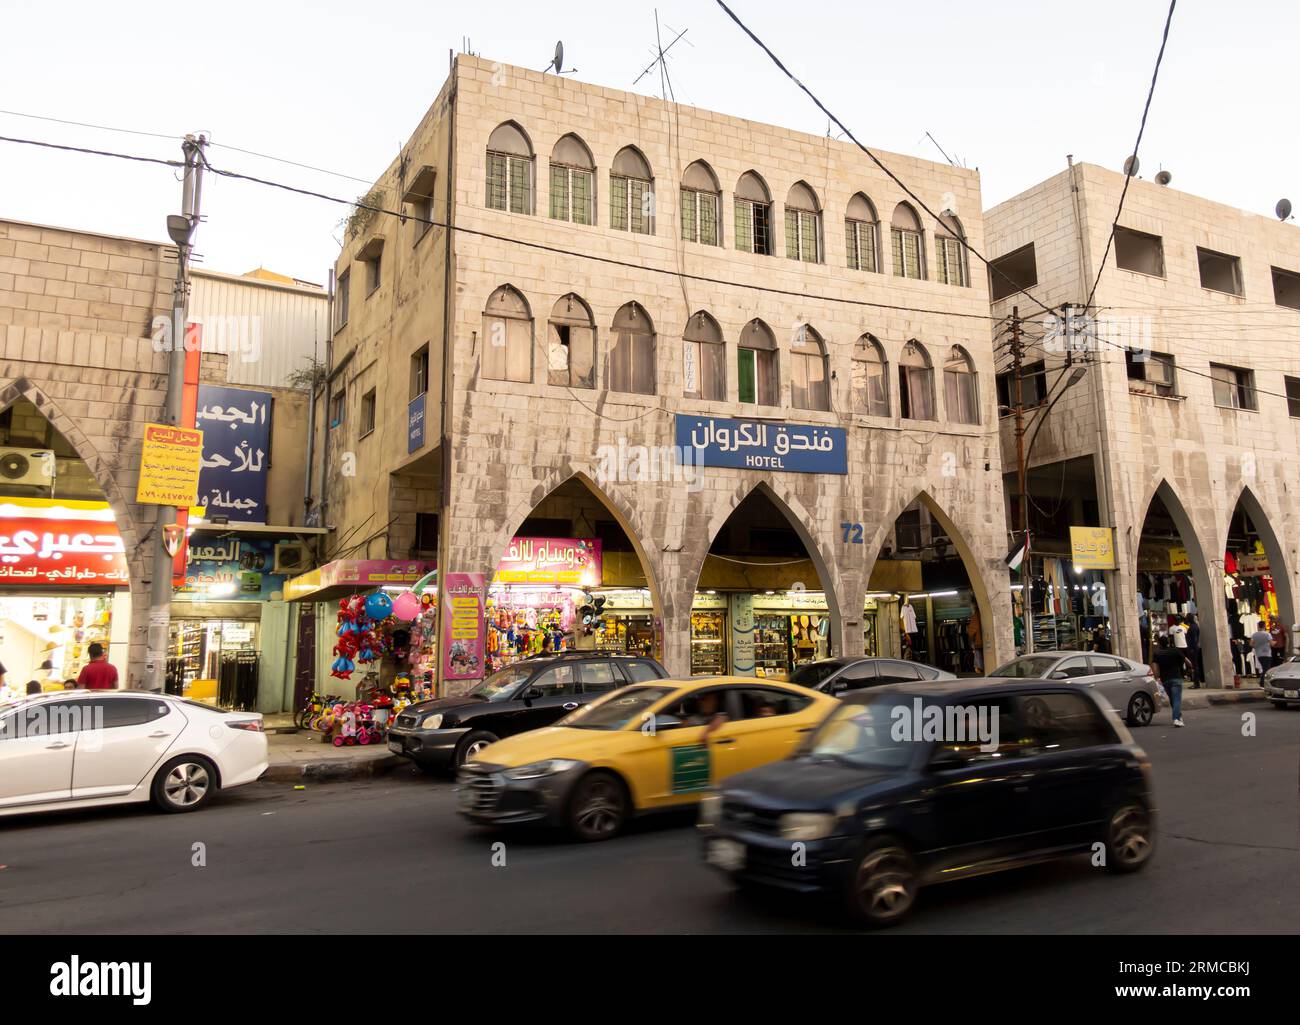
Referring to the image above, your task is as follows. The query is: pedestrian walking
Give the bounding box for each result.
[75,642,118,690]
[1089,623,1111,654]
[1249,621,1273,681]
[1269,618,1287,666]
[1185,615,1203,687]
[1151,635,1193,727]
[1168,618,1187,651]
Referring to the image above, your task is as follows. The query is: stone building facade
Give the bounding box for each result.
[321,55,1013,681]
[985,163,1300,684]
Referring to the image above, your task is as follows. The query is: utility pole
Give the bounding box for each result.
[1010,306,1033,654]
[144,134,206,692]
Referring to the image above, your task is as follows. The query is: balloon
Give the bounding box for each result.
[392,591,421,621]
[365,592,394,621]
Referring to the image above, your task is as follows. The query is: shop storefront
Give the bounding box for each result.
[1013,555,1111,655]
[0,498,130,699]
[1223,544,1277,676]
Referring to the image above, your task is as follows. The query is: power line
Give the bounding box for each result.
[1083,0,1178,311]
[711,0,1055,317]
[0,107,374,184]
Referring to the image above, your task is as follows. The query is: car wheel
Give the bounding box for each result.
[151,755,217,813]
[1270,701,1288,709]
[454,731,499,768]
[845,837,918,927]
[1126,692,1155,727]
[567,771,628,842]
[1104,801,1155,873]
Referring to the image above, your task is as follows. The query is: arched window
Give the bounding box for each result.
[935,215,968,287]
[609,302,656,394]
[485,122,533,214]
[852,334,889,416]
[898,340,935,420]
[683,311,725,401]
[943,345,979,424]
[790,324,829,411]
[738,319,778,405]
[482,285,533,383]
[785,182,822,263]
[610,147,654,234]
[548,293,595,389]
[846,193,879,273]
[681,161,721,246]
[734,172,772,255]
[549,134,595,225]
[891,203,924,280]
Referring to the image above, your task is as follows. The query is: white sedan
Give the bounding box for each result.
[1263,656,1300,708]
[0,689,267,818]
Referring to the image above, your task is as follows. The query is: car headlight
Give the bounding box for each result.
[778,812,837,841]
[503,759,581,780]
[697,791,722,826]
[421,713,444,729]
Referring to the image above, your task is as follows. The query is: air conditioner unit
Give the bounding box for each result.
[273,541,309,575]
[0,448,54,487]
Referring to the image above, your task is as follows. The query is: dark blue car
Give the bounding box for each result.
[699,679,1156,927]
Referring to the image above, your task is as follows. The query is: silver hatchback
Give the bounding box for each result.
[988,651,1162,726]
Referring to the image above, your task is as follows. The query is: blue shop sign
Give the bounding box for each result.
[174,537,287,602]
[674,415,847,475]
[196,385,273,523]
[408,394,426,454]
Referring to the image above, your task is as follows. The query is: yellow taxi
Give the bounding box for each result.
[454,676,838,841]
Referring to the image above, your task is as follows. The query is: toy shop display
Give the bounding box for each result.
[484,591,576,673]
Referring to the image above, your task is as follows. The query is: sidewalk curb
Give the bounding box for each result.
[263,753,403,783]
[1181,689,1266,709]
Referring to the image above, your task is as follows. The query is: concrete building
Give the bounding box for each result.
[985,162,1300,685]
[0,218,320,708]
[315,55,1013,687]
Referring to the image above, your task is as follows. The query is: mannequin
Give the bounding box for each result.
[900,597,919,658]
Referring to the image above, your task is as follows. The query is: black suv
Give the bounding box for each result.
[386,653,667,772]
[699,679,1155,927]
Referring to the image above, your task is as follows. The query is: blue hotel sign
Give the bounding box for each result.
[407,394,426,454]
[674,415,847,475]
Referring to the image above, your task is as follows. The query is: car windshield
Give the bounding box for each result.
[558,685,676,731]
[801,696,917,770]
[990,655,1059,679]
[791,661,845,688]
[467,665,535,701]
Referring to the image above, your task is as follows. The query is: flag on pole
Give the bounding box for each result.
[1005,532,1029,573]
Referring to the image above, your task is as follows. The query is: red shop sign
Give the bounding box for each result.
[0,516,129,586]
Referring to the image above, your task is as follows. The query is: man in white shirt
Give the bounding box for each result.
[1168,620,1187,650]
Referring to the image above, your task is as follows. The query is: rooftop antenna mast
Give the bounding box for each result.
[923,131,963,168]
[633,11,690,91]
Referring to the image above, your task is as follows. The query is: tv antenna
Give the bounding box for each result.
[542,40,576,75]
[633,11,690,89]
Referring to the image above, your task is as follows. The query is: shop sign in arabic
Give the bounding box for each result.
[496,537,602,586]
[674,415,847,474]
[408,394,426,454]
[1069,526,1116,570]
[196,385,272,523]
[136,423,204,506]
[0,516,128,585]
[442,572,486,681]
[174,537,286,601]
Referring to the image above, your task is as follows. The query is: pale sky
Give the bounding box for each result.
[1,0,1295,283]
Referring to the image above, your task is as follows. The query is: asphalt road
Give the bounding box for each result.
[1,705,1296,934]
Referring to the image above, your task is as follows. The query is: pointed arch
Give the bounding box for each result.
[489,467,666,631]
[1226,484,1295,636]
[1135,478,1222,680]
[0,377,141,556]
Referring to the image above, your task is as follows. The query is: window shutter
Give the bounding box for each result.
[736,201,753,253]
[550,165,569,220]
[611,177,628,231]
[737,348,756,403]
[681,189,696,242]
[785,209,798,260]
[801,213,817,262]
[572,170,592,225]
[486,153,507,210]
[509,157,530,214]
[700,193,718,246]
[891,229,904,276]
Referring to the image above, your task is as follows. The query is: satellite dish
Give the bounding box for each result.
[1277,198,1293,221]
[1155,170,1172,186]
[554,41,564,73]
[1122,155,1140,177]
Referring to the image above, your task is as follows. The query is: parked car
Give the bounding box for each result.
[791,657,956,696]
[699,679,1155,927]
[987,651,1160,726]
[387,653,668,773]
[456,676,840,841]
[1262,655,1300,708]
[0,690,267,818]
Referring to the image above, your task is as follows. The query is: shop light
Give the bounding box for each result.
[764,590,775,595]
[705,590,717,595]
[865,592,896,600]
[906,590,959,600]
[1010,585,1023,592]
[207,582,238,597]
